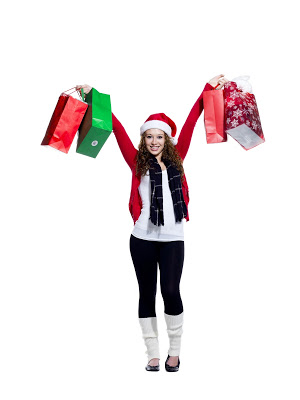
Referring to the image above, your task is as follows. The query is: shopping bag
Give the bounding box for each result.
[203,85,227,143]
[41,88,88,153]
[223,77,265,150]
[76,88,112,158]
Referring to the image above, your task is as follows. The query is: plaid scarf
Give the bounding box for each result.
[148,154,187,226]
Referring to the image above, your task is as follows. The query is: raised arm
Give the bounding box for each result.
[75,84,138,169]
[176,82,213,161]
[112,112,138,170]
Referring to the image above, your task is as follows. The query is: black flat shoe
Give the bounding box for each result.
[165,355,180,372]
[145,361,160,371]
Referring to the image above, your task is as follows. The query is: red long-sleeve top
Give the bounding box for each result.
[112,82,214,224]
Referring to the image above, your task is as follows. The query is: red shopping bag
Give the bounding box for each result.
[41,88,88,153]
[223,81,265,150]
[203,84,227,143]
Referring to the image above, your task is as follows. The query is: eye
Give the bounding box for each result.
[146,135,152,139]
[158,136,163,139]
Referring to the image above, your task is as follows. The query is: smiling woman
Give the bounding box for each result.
[75,74,228,372]
[135,124,185,180]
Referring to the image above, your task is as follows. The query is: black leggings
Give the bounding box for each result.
[129,234,184,318]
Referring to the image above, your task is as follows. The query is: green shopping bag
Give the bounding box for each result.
[76,88,112,158]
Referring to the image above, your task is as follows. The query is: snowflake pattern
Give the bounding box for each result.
[231,119,239,128]
[223,81,264,140]
[227,99,235,108]
[229,91,239,100]
[238,92,247,100]
[233,109,243,118]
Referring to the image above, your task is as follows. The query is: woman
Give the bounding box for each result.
[76,74,228,372]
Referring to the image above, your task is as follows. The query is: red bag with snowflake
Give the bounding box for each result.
[203,85,227,143]
[223,77,265,150]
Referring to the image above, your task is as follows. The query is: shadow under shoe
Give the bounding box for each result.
[165,355,180,372]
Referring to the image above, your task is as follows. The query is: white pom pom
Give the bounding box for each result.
[171,136,178,146]
[232,75,252,93]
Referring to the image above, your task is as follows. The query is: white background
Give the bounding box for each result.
[1,0,299,399]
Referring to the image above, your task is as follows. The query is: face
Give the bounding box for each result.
[144,129,166,157]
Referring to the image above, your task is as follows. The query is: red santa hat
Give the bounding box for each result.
[140,113,177,145]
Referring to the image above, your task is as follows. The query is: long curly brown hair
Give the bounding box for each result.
[135,132,185,181]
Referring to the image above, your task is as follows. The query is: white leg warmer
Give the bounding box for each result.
[164,311,184,356]
[138,317,160,362]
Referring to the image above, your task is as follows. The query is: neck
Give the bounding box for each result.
[155,152,163,163]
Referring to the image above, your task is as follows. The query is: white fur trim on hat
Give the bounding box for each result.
[140,120,172,136]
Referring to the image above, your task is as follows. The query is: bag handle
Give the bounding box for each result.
[63,87,85,101]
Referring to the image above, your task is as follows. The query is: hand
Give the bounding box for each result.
[208,74,229,90]
[75,84,92,94]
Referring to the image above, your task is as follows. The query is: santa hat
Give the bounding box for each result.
[140,113,177,145]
